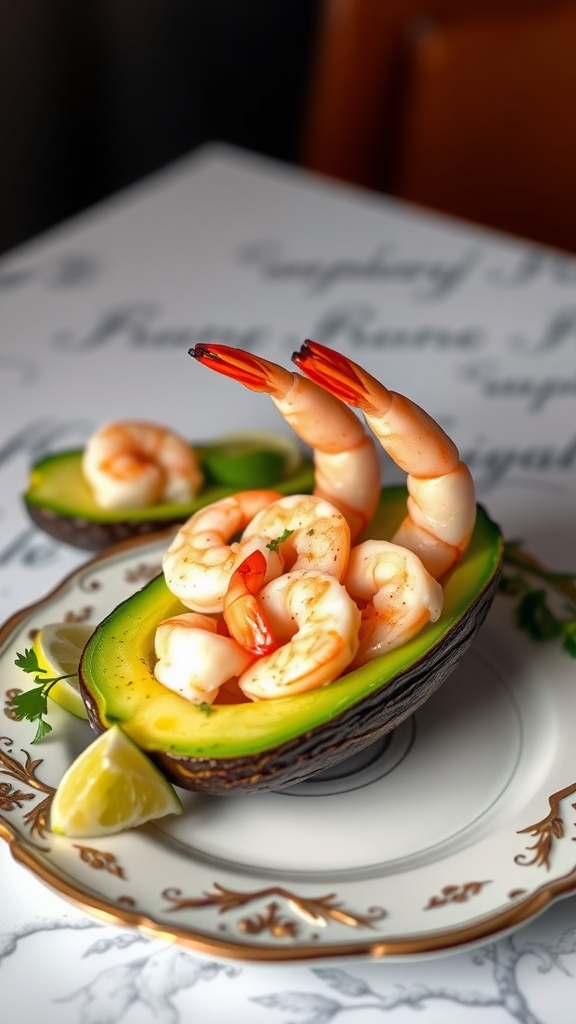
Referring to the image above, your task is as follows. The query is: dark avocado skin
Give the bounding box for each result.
[25,501,191,552]
[23,447,315,551]
[79,488,503,794]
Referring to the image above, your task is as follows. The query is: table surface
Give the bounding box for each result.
[1,143,575,1023]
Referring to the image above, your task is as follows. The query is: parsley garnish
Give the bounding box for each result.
[266,528,294,554]
[10,647,75,742]
[501,541,576,657]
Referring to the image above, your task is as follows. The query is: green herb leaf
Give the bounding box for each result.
[266,528,294,554]
[32,718,53,743]
[198,701,214,716]
[11,649,66,742]
[515,590,563,642]
[7,681,57,744]
[501,542,576,658]
[563,620,576,658]
[9,684,49,721]
[14,647,42,675]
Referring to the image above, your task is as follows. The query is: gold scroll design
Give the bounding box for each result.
[124,562,162,586]
[516,782,576,870]
[73,844,126,880]
[0,738,55,838]
[162,884,386,939]
[424,880,492,910]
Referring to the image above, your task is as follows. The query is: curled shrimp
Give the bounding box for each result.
[221,492,352,656]
[154,611,253,705]
[344,540,443,665]
[190,343,381,540]
[243,493,351,580]
[293,341,476,579]
[82,419,204,510]
[237,570,361,700]
[162,489,283,614]
[223,549,278,656]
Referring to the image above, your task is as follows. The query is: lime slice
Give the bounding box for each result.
[51,724,183,837]
[200,430,303,488]
[33,622,93,719]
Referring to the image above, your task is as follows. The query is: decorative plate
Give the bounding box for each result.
[1,534,575,963]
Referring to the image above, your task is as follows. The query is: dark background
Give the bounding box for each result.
[0,1,321,256]
[2,1,575,258]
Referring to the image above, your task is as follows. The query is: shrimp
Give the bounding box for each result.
[237,570,361,700]
[293,340,476,579]
[82,419,204,510]
[223,492,351,654]
[242,493,351,580]
[223,549,278,656]
[344,540,443,665]
[154,611,253,705]
[190,343,381,540]
[162,489,284,614]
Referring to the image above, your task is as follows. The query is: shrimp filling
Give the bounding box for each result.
[150,341,476,704]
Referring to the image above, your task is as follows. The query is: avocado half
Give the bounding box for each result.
[23,435,314,551]
[79,487,503,794]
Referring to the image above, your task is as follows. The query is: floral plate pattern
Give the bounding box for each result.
[1,533,576,963]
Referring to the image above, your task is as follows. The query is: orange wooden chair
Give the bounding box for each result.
[302,0,576,252]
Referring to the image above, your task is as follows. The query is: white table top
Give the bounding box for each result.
[1,143,576,1023]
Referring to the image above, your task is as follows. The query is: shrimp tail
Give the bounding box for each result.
[292,339,384,415]
[294,339,477,579]
[191,340,382,541]
[190,344,292,397]
[223,549,279,656]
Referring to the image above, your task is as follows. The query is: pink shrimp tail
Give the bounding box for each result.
[190,343,291,397]
[223,549,278,656]
[292,339,385,415]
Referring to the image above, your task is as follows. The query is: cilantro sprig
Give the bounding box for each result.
[10,647,75,742]
[266,528,294,554]
[501,541,576,657]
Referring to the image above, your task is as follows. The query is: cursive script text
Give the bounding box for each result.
[239,241,480,300]
[311,304,483,351]
[463,434,576,490]
[463,360,576,412]
[52,303,268,352]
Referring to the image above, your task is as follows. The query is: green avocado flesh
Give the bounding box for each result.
[24,444,314,523]
[79,487,503,766]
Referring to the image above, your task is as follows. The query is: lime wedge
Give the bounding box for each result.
[33,622,93,719]
[51,724,183,837]
[200,430,303,487]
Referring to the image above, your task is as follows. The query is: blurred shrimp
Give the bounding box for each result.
[293,340,476,579]
[344,540,443,665]
[162,489,283,614]
[190,343,381,539]
[154,611,253,705]
[237,570,361,700]
[82,419,204,510]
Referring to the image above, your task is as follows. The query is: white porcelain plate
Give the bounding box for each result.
[1,534,575,963]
